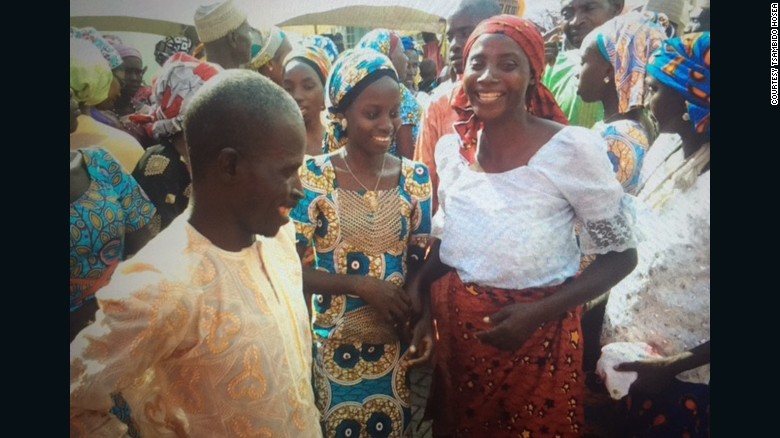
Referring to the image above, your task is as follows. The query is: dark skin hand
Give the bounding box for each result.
[616,340,710,395]
[402,270,434,368]
[475,249,638,351]
[296,244,412,341]
[123,225,153,259]
[403,239,454,367]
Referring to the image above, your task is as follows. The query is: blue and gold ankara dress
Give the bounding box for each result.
[291,154,432,438]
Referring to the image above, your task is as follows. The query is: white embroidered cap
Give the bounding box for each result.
[194,0,247,43]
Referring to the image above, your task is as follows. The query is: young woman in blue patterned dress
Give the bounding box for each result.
[291,48,433,438]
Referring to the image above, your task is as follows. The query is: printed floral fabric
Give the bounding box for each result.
[291,154,432,437]
[588,11,667,114]
[70,147,155,312]
[70,218,321,437]
[593,118,652,194]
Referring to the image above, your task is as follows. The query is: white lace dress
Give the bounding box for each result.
[600,137,710,385]
[432,126,637,290]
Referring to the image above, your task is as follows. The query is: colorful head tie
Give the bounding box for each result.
[647,31,710,136]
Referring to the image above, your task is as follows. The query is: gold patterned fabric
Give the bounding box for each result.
[291,153,432,437]
[70,215,321,437]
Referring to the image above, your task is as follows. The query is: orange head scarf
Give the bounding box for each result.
[451,15,568,164]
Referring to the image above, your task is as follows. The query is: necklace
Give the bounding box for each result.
[341,150,387,212]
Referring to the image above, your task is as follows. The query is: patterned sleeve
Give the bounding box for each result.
[535,128,637,255]
[93,148,156,233]
[70,268,197,436]
[600,123,649,195]
[290,158,319,249]
[403,159,432,263]
[400,86,422,127]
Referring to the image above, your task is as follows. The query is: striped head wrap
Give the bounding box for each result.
[283,45,332,85]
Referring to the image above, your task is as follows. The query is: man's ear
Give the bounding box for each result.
[217,148,241,182]
[227,30,239,48]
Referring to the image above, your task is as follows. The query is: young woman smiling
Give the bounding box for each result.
[291,48,434,438]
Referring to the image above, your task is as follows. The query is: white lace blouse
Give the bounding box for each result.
[601,139,710,385]
[431,126,637,290]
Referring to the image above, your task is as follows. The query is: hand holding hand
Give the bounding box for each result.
[475,301,545,351]
[404,315,434,368]
[615,357,678,395]
[355,276,412,330]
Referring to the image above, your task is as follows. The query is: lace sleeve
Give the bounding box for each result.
[534,127,638,254]
[579,194,637,254]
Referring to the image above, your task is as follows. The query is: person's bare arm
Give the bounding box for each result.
[475,249,638,351]
[296,244,411,330]
[616,340,710,395]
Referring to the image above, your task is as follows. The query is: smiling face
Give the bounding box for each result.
[576,39,612,103]
[463,33,533,122]
[560,0,621,49]
[283,59,325,125]
[343,75,401,155]
[644,74,688,134]
[238,115,306,237]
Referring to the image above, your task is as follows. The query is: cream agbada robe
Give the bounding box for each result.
[70,214,322,437]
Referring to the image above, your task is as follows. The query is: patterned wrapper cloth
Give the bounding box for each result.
[428,271,585,437]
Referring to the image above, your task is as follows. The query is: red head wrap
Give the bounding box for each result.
[451,15,569,164]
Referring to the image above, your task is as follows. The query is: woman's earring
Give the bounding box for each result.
[603,76,610,84]
[340,119,348,130]
[682,113,691,121]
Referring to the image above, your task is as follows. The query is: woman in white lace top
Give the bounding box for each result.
[597,31,710,437]
[407,15,638,437]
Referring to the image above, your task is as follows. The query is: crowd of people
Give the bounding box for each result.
[70,0,710,436]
